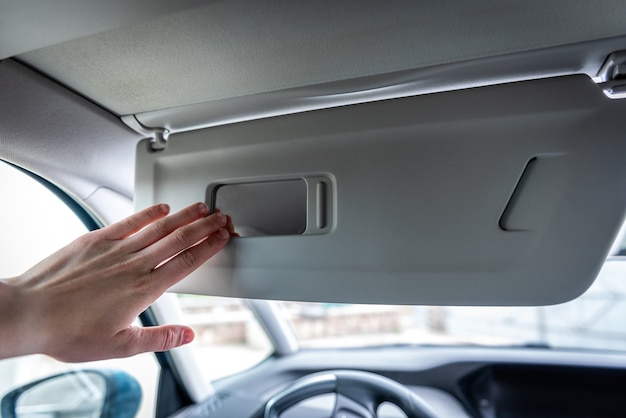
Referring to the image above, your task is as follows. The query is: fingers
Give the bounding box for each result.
[101,202,234,302]
[143,209,228,266]
[225,212,239,237]
[102,203,237,253]
[102,204,170,240]
[215,208,238,237]
[116,325,195,357]
[152,225,231,291]
[125,202,209,252]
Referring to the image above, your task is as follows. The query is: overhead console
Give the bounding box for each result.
[135,74,626,305]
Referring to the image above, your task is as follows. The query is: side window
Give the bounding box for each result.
[0,161,158,418]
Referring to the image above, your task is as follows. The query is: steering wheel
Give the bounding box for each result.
[264,370,440,418]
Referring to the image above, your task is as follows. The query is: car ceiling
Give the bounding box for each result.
[8,0,626,116]
[2,0,626,224]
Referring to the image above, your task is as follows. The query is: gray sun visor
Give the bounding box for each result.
[135,75,626,305]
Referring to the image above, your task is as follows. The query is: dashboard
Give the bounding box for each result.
[172,346,626,417]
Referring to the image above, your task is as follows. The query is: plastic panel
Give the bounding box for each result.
[135,75,626,305]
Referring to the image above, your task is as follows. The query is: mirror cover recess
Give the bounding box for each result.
[135,75,626,305]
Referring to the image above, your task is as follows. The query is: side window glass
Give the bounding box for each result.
[0,161,158,418]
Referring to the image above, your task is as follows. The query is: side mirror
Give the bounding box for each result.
[1,369,141,418]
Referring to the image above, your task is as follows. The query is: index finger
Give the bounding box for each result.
[101,204,170,240]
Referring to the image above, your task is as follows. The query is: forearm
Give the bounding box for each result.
[0,278,37,359]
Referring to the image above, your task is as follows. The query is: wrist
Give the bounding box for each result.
[0,278,39,359]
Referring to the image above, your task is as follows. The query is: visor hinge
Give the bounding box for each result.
[121,115,170,151]
[596,51,626,100]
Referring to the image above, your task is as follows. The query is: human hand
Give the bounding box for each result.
[0,202,234,362]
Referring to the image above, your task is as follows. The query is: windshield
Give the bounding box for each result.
[178,248,626,385]
[278,258,626,352]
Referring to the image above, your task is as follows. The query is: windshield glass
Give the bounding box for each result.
[279,258,626,351]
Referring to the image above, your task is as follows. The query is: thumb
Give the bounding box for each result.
[117,325,195,357]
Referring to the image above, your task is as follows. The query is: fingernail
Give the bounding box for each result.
[217,228,229,240]
[159,204,170,214]
[182,328,195,344]
[215,212,227,224]
[197,202,209,215]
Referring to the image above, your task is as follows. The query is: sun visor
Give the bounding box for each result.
[135,75,626,305]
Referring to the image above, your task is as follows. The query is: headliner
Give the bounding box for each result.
[13,0,626,115]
